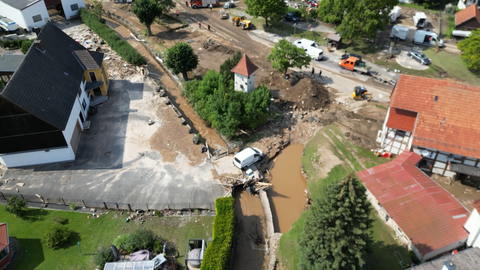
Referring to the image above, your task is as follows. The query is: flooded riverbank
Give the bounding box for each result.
[268,144,307,233]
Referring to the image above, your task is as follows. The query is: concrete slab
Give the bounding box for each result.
[1,76,226,210]
[213,156,241,175]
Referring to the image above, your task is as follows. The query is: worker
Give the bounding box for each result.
[198,22,201,28]
[176,10,179,17]
[207,24,210,31]
[308,24,311,31]
[185,1,188,7]
[318,70,322,78]
[311,67,315,77]
[209,4,212,11]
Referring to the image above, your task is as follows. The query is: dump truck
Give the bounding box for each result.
[339,56,371,74]
[189,0,218,9]
[232,15,251,30]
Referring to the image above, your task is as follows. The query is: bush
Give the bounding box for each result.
[128,229,156,251]
[200,197,235,270]
[112,233,132,251]
[53,216,68,225]
[70,203,76,210]
[153,240,163,254]
[79,8,146,66]
[287,7,302,18]
[95,246,115,269]
[21,39,34,54]
[5,195,28,217]
[43,224,71,249]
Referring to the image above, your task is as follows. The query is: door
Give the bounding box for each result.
[89,71,97,82]
[70,121,82,155]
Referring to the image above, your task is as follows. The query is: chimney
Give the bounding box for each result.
[33,40,45,54]
[441,261,456,270]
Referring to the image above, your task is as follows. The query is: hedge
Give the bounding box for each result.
[78,8,146,66]
[201,197,235,270]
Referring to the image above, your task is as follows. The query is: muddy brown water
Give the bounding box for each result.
[268,144,307,233]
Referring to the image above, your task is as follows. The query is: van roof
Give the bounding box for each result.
[234,147,261,160]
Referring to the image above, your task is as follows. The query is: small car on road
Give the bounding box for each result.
[284,12,300,22]
[407,50,431,65]
[223,2,235,8]
[219,10,229,19]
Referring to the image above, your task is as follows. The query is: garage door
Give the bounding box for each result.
[70,121,82,155]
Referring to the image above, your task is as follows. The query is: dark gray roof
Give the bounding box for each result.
[0,0,42,10]
[74,50,101,70]
[410,248,480,270]
[1,21,86,130]
[89,51,104,69]
[0,55,25,72]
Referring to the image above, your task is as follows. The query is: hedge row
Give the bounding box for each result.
[78,8,146,66]
[1,39,34,54]
[201,197,235,270]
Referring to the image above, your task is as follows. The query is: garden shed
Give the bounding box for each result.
[326,33,342,49]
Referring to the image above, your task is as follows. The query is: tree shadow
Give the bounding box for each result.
[367,240,412,270]
[21,208,49,222]
[12,238,45,269]
[63,231,82,250]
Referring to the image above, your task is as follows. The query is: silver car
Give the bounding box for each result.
[407,50,431,65]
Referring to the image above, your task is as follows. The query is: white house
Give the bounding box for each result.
[230,54,258,94]
[377,75,480,182]
[464,200,480,248]
[60,0,85,20]
[357,151,470,262]
[0,0,49,31]
[0,22,108,168]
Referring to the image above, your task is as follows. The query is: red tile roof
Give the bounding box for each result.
[0,223,8,251]
[473,199,480,213]
[388,75,480,159]
[356,151,469,256]
[455,4,480,26]
[230,54,258,77]
[386,108,417,132]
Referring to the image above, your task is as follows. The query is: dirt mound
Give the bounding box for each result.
[206,44,236,54]
[261,71,330,111]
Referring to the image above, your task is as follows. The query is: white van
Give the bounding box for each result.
[233,147,263,170]
[0,16,19,33]
[293,39,324,60]
[413,30,444,47]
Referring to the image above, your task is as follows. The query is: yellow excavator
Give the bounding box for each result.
[353,86,372,101]
[232,15,252,30]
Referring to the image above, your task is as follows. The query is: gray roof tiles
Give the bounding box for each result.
[0,0,42,10]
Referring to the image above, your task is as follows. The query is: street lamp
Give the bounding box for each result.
[294,23,297,36]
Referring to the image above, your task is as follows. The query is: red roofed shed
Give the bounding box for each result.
[231,54,258,94]
[455,4,480,31]
[356,151,469,262]
[0,223,12,269]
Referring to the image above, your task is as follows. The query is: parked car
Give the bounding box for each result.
[407,50,431,65]
[284,12,300,22]
[223,2,235,8]
[307,0,319,7]
[219,10,229,19]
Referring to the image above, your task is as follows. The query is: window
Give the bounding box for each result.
[32,14,42,23]
[82,99,87,110]
[397,227,403,235]
[89,72,97,82]
[0,248,8,260]
[71,4,79,11]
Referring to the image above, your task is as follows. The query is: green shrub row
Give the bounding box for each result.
[112,229,155,253]
[78,8,146,66]
[1,39,34,54]
[201,197,235,270]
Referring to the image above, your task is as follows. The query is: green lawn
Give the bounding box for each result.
[278,125,409,270]
[1,206,214,270]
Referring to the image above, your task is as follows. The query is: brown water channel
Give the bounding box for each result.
[268,144,308,233]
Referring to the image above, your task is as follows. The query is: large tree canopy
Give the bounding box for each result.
[245,0,288,27]
[299,175,373,270]
[266,38,311,75]
[165,42,199,80]
[457,28,480,71]
[317,0,397,40]
[133,0,175,36]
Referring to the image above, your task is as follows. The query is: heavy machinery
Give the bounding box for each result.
[232,15,251,30]
[352,86,372,101]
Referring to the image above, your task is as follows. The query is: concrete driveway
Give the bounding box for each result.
[1,77,226,210]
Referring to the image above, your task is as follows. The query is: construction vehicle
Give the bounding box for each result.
[232,15,252,30]
[352,86,372,101]
[189,0,218,9]
[339,56,371,74]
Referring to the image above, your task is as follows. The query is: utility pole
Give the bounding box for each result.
[439,8,442,39]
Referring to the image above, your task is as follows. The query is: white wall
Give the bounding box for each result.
[234,72,255,94]
[61,0,85,20]
[465,209,480,247]
[422,238,468,262]
[63,93,84,142]
[0,2,28,31]
[0,147,74,167]
[21,1,49,31]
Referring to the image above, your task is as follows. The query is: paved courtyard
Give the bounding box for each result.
[1,77,227,210]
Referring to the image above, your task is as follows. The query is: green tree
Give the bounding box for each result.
[245,0,288,27]
[266,38,311,75]
[133,0,163,36]
[243,84,271,129]
[457,28,480,71]
[43,224,72,249]
[219,51,242,86]
[21,39,33,54]
[95,246,115,269]
[299,175,373,270]
[5,195,28,217]
[93,0,103,21]
[317,0,397,40]
[165,42,199,80]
